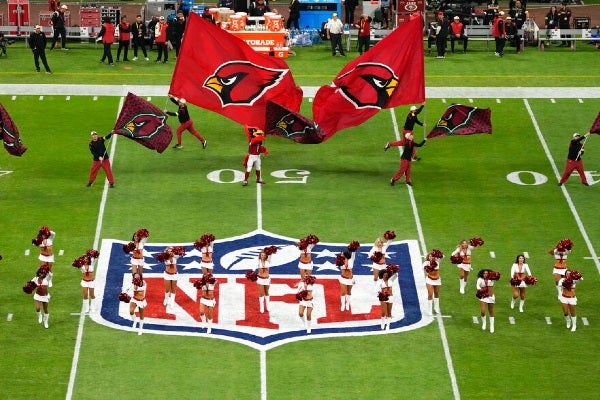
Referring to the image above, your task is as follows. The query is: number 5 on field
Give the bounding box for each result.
[207,169,310,184]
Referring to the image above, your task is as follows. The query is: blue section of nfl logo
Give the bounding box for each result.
[92,230,431,350]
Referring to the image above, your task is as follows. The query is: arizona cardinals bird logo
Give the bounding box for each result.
[275,113,317,139]
[204,61,287,107]
[435,106,478,134]
[119,113,166,139]
[334,63,399,109]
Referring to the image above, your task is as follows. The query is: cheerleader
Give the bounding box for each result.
[376,266,398,330]
[30,266,51,328]
[297,275,315,333]
[33,226,55,287]
[452,238,483,294]
[199,240,214,276]
[510,254,532,312]
[130,229,149,275]
[198,273,217,333]
[424,250,444,315]
[160,247,181,310]
[128,272,147,335]
[337,250,355,312]
[257,251,272,313]
[296,234,318,278]
[368,237,391,283]
[550,241,571,297]
[476,269,498,333]
[558,269,582,332]
[80,250,99,314]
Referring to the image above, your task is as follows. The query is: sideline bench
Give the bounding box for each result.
[537,28,598,51]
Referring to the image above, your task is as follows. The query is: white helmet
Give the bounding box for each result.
[410,105,417,112]
[179,98,186,104]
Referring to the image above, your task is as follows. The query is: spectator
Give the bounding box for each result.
[168,11,186,58]
[511,0,528,28]
[116,15,131,62]
[450,15,468,53]
[380,0,393,29]
[505,16,521,52]
[342,0,357,26]
[355,14,371,54]
[492,10,506,57]
[558,132,591,186]
[326,13,346,57]
[97,16,116,66]
[249,0,270,17]
[28,25,52,74]
[541,5,559,49]
[557,2,572,47]
[435,12,449,59]
[427,21,437,55]
[154,16,169,63]
[233,0,249,13]
[148,16,158,50]
[131,15,149,61]
[484,0,499,25]
[218,0,233,8]
[287,0,300,30]
[50,4,68,50]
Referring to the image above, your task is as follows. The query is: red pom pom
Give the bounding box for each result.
[561,278,574,290]
[386,263,399,275]
[306,234,319,245]
[85,249,99,260]
[72,256,87,269]
[488,271,501,281]
[37,265,50,276]
[570,270,582,281]
[193,279,203,289]
[450,254,463,264]
[370,251,384,263]
[263,245,277,256]
[297,237,309,250]
[245,270,258,282]
[136,228,150,239]
[475,288,489,299]
[335,254,345,267]
[556,238,574,251]
[123,242,136,253]
[377,291,390,302]
[32,236,43,246]
[430,249,444,259]
[172,246,186,257]
[296,290,308,301]
[470,237,484,247]
[424,261,437,273]
[347,241,360,252]
[303,275,316,285]
[38,226,51,237]
[132,277,144,287]
[118,292,131,303]
[203,273,217,285]
[155,252,169,263]
[524,276,538,286]
[23,281,38,294]
[193,240,203,250]
[383,230,396,240]
[196,233,216,248]
[510,277,522,286]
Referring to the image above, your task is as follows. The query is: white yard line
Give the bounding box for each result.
[389,108,461,400]
[524,99,600,275]
[65,94,126,400]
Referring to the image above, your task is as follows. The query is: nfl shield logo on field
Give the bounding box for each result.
[92,230,432,350]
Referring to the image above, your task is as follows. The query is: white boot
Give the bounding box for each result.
[163,292,169,306]
[433,298,440,314]
[489,316,495,333]
[510,298,516,309]
[570,316,577,332]
[259,296,265,313]
[345,295,351,310]
[427,299,433,316]
[381,317,385,330]
[89,298,96,313]
[557,285,562,299]
[47,272,53,288]
[340,296,346,312]
[132,316,138,330]
[265,296,270,312]
[83,299,89,314]
[38,311,43,324]
[138,320,144,335]
[459,278,465,294]
[481,315,487,330]
[300,315,306,329]
[306,319,312,334]
[385,317,390,331]
[43,313,49,329]
[519,299,524,313]
[200,314,206,329]
[565,315,571,329]
[207,319,213,334]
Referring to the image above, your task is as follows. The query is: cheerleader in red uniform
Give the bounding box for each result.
[128,272,147,335]
[297,275,315,333]
[198,273,217,333]
[26,266,51,328]
[337,240,360,312]
[509,254,532,312]
[424,249,444,315]
[549,238,573,297]
[130,228,149,275]
[157,246,184,311]
[296,234,319,278]
[33,226,55,287]
[368,231,394,284]
[376,265,398,330]
[476,269,499,333]
[452,238,484,294]
[558,269,582,332]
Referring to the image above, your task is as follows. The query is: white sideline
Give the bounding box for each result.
[524,100,600,275]
[65,94,127,400]
[389,109,461,400]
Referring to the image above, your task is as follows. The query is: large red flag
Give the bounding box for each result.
[169,13,303,130]
[426,104,492,139]
[112,92,173,153]
[264,101,326,144]
[1,103,27,156]
[590,111,600,134]
[312,14,425,141]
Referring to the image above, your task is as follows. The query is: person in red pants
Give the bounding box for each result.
[385,132,427,186]
[87,131,115,188]
[166,96,207,150]
[559,132,591,186]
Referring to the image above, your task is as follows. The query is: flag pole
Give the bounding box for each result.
[576,134,589,160]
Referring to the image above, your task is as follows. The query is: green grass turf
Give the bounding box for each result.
[0,36,599,400]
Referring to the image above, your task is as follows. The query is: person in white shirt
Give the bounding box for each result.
[326,13,346,56]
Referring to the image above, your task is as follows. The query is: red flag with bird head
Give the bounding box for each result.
[0,103,27,156]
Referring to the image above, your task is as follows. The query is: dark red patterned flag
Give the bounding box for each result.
[265,101,326,144]
[590,112,600,134]
[112,92,172,153]
[1,103,27,156]
[169,13,303,130]
[312,13,425,141]
[427,105,492,139]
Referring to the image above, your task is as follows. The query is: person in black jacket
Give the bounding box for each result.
[87,131,115,188]
[168,11,186,58]
[28,26,52,74]
[435,12,449,59]
[165,96,207,149]
[287,0,300,30]
[131,15,149,61]
[50,4,68,50]
[558,133,591,186]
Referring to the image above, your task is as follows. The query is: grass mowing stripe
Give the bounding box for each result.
[524,99,600,275]
[390,105,461,400]
[66,96,126,400]
[261,350,267,400]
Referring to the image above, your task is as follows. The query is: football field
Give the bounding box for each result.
[0,85,599,400]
